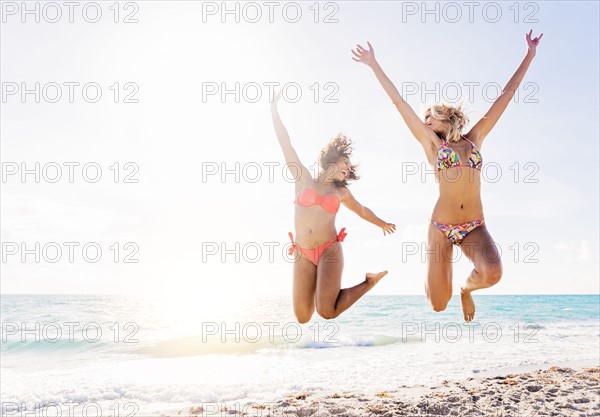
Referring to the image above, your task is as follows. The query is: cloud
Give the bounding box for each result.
[553,240,596,262]
[577,240,591,261]
[1,193,143,241]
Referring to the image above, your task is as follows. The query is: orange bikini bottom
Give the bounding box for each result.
[288,228,347,266]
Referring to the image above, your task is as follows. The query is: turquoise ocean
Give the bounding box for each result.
[1,294,599,415]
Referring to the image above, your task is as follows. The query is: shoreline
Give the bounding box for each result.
[177,363,599,416]
[467,357,599,380]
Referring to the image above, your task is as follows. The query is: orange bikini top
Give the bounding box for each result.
[294,187,340,214]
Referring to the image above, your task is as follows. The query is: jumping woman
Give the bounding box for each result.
[352,30,543,322]
[271,91,396,323]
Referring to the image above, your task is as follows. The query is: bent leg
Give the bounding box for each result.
[459,223,503,322]
[426,222,455,312]
[314,242,386,320]
[292,254,318,324]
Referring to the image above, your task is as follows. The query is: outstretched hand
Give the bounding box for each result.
[382,222,396,236]
[526,29,543,57]
[351,41,375,67]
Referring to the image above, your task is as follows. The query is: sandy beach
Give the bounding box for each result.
[183,365,599,416]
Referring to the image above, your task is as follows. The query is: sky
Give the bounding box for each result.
[1,1,599,298]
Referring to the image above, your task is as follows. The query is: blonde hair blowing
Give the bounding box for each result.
[424,103,470,143]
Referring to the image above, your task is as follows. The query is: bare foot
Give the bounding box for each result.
[460,287,475,322]
[366,271,388,287]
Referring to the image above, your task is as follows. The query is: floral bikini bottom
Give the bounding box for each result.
[431,218,485,246]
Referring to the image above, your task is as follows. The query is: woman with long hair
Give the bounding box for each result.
[352,30,543,322]
[271,91,396,323]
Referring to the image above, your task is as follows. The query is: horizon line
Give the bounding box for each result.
[1,293,598,296]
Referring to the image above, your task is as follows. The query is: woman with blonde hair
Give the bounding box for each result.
[352,30,543,322]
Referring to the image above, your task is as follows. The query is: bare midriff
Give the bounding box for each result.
[431,167,483,223]
[294,206,339,248]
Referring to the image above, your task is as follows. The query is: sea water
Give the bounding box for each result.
[1,294,598,415]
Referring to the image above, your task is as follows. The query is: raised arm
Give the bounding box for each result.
[352,42,438,153]
[271,92,311,181]
[340,187,396,236]
[467,30,543,146]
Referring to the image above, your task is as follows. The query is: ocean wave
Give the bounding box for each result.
[134,333,400,357]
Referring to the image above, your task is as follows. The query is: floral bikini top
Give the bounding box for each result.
[437,136,482,172]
